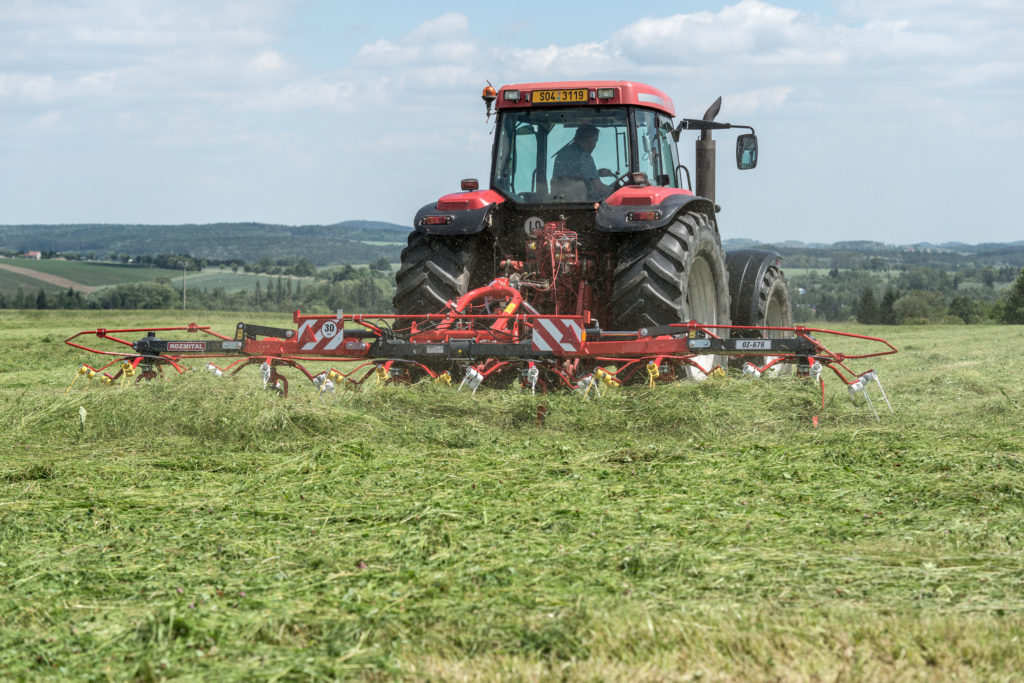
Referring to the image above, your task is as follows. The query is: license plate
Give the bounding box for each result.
[531,88,588,104]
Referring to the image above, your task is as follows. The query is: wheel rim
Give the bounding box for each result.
[765,294,786,333]
[684,256,719,379]
[762,284,791,376]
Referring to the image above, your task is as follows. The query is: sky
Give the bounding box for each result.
[1,0,1022,245]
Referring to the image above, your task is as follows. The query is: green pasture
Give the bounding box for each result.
[171,270,309,294]
[1,309,1023,680]
[1,258,182,288]
[0,267,68,296]
[0,259,312,297]
[780,267,837,277]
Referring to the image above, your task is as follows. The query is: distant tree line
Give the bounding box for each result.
[14,251,393,278]
[4,245,1024,324]
[0,271,395,314]
[0,221,407,266]
[0,251,397,313]
[788,264,1024,325]
[0,287,88,310]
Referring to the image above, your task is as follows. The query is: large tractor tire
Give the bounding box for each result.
[393,232,488,315]
[726,250,793,374]
[611,211,731,378]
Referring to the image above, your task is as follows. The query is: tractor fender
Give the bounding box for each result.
[725,248,783,326]
[413,190,505,236]
[595,191,716,233]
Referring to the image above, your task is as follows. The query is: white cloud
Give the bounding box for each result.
[73,70,117,95]
[408,12,470,41]
[609,0,986,71]
[1,1,287,89]
[841,0,1024,20]
[248,51,287,75]
[253,78,359,112]
[627,3,792,53]
[0,73,57,101]
[503,42,616,78]
[725,86,793,116]
[356,13,477,67]
[613,1,826,65]
[946,60,1024,87]
[33,111,62,128]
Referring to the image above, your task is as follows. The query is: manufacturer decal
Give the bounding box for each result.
[167,342,206,352]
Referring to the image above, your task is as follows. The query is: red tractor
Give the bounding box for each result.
[394,81,792,377]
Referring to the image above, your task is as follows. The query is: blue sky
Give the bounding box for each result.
[1,0,1021,244]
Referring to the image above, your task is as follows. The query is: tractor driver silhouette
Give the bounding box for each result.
[551,124,615,201]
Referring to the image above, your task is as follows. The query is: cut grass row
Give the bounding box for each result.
[1,311,1022,679]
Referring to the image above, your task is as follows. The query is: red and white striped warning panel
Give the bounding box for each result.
[531,318,583,354]
[296,318,346,352]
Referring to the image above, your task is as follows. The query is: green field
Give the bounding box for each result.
[0,258,313,297]
[1,309,1023,680]
[170,270,310,294]
[0,267,70,295]
[1,257,183,287]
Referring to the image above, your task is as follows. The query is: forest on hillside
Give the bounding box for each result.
[0,221,409,266]
[2,225,1024,323]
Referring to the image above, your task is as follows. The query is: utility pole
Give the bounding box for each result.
[179,261,187,310]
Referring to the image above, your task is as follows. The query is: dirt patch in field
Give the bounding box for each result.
[0,263,98,293]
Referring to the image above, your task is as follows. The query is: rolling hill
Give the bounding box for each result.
[0,220,411,266]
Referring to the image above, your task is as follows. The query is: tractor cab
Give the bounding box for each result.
[489,82,685,205]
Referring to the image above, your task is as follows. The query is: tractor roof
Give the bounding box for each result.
[496,81,675,117]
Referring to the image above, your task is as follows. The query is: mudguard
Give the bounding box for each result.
[412,189,505,236]
[595,191,716,233]
[725,248,783,326]
[413,203,491,235]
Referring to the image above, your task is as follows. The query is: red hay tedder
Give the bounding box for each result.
[65,80,897,421]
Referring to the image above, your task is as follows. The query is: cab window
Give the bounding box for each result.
[635,109,681,187]
[493,107,631,203]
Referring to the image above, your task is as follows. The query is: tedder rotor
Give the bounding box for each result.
[65,280,897,421]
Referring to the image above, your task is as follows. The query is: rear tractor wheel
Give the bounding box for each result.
[726,250,794,375]
[393,232,490,316]
[611,211,731,379]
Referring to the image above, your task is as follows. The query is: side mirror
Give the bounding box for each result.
[736,133,758,170]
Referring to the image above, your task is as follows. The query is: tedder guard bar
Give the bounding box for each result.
[64,278,897,417]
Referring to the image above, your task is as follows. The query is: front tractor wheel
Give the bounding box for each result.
[393,232,488,315]
[611,211,731,379]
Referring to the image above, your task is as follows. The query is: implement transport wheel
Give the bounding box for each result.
[611,211,730,379]
[726,250,794,375]
[393,232,489,316]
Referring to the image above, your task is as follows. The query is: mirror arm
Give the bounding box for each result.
[673,120,756,137]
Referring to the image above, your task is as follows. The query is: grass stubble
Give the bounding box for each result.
[1,311,1023,680]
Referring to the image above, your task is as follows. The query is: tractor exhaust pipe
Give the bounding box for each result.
[695,96,721,208]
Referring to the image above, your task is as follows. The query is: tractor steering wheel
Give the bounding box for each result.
[599,169,631,189]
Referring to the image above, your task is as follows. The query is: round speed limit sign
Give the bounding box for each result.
[524,216,544,236]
